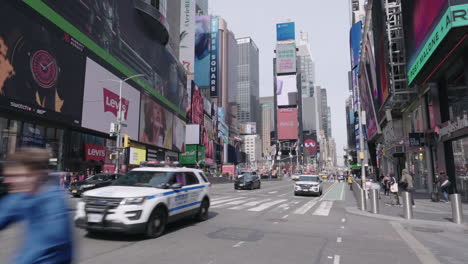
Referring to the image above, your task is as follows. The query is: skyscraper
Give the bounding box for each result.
[237,37,260,125]
[297,33,316,98]
[320,88,329,138]
[260,97,274,157]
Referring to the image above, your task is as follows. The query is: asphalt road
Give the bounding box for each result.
[0,179,422,264]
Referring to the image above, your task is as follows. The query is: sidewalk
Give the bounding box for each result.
[373,191,468,224]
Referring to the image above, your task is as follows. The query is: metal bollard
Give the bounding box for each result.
[450,193,464,224]
[360,189,367,211]
[402,191,413,219]
[370,189,379,214]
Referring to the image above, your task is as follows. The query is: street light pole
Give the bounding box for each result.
[102,74,145,173]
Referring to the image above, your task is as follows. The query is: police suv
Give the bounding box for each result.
[75,162,211,238]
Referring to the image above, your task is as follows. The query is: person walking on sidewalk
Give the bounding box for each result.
[347,174,353,190]
[382,173,391,196]
[438,171,451,202]
[389,173,400,206]
[400,168,415,207]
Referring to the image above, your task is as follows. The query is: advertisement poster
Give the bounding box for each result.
[82,58,140,138]
[277,108,299,140]
[359,69,377,139]
[202,126,214,165]
[210,17,219,96]
[240,122,257,135]
[129,144,147,165]
[84,144,106,162]
[203,96,212,116]
[276,75,298,106]
[276,43,297,74]
[0,2,86,125]
[42,0,187,112]
[304,139,318,156]
[276,22,295,41]
[350,21,363,70]
[179,0,196,74]
[195,16,211,88]
[139,93,174,150]
[185,124,201,145]
[191,82,204,125]
[222,165,236,177]
[372,0,389,108]
[173,116,186,153]
[179,144,198,165]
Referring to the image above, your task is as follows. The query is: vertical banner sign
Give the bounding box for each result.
[179,0,196,74]
[210,17,219,97]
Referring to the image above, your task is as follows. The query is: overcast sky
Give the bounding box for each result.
[210,0,351,166]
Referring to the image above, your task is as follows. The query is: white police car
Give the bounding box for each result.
[74,162,211,238]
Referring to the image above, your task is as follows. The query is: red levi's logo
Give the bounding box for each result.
[103,88,129,120]
[84,144,106,161]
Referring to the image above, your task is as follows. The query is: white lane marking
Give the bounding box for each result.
[278,193,288,197]
[282,214,289,219]
[337,237,342,243]
[268,191,278,194]
[340,182,345,200]
[341,226,345,229]
[233,241,245,248]
[320,181,338,201]
[390,222,441,264]
[228,198,272,210]
[210,197,246,206]
[248,199,287,212]
[211,199,256,208]
[341,218,346,223]
[293,198,319,215]
[334,255,341,264]
[312,201,334,216]
[211,196,233,202]
[327,256,333,259]
[273,222,279,224]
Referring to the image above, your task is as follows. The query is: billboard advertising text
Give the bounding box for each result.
[179,144,198,165]
[40,0,187,115]
[129,144,147,165]
[210,17,219,97]
[240,123,257,135]
[139,93,174,150]
[277,108,299,140]
[179,0,196,74]
[191,82,204,125]
[276,22,295,41]
[276,43,297,74]
[195,16,211,88]
[82,58,140,139]
[276,75,298,106]
[173,116,186,153]
[0,2,85,125]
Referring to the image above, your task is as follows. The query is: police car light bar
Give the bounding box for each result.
[140,161,181,167]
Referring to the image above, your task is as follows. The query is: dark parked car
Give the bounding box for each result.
[69,173,123,197]
[234,174,261,190]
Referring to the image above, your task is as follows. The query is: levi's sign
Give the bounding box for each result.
[408,4,468,84]
[84,144,106,161]
[103,88,129,120]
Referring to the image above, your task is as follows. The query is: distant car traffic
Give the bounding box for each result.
[294,175,323,196]
[235,173,261,190]
[69,173,123,197]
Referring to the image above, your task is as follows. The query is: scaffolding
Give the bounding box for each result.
[383,0,415,111]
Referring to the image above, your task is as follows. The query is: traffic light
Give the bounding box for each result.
[109,153,117,160]
[123,134,130,148]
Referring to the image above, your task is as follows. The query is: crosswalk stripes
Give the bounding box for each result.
[313,201,334,216]
[293,198,319,215]
[248,199,287,212]
[211,198,256,209]
[210,197,246,206]
[229,198,272,210]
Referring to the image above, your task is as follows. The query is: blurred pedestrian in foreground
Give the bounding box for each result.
[400,168,415,207]
[389,173,400,206]
[0,148,73,264]
[438,171,451,202]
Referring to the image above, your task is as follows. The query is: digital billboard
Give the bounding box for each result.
[350,21,363,70]
[276,43,297,74]
[0,2,86,125]
[202,125,214,165]
[210,17,220,97]
[179,144,198,165]
[191,82,204,125]
[139,92,174,150]
[185,124,201,145]
[276,75,298,106]
[359,69,377,139]
[195,16,211,88]
[371,0,389,111]
[129,144,147,165]
[276,22,295,41]
[173,116,186,153]
[277,108,299,140]
[37,0,187,115]
[240,123,257,135]
[179,0,196,74]
[82,58,140,139]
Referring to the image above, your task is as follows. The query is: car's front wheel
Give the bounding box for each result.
[145,207,167,238]
[195,198,209,222]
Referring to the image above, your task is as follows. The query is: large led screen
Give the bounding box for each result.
[277,108,298,140]
[139,93,174,150]
[276,43,297,74]
[194,16,211,88]
[276,75,298,106]
[0,2,86,125]
[276,22,295,41]
[82,58,140,138]
[172,116,186,153]
[41,0,187,113]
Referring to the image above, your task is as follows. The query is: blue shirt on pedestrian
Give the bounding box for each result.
[0,186,73,264]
